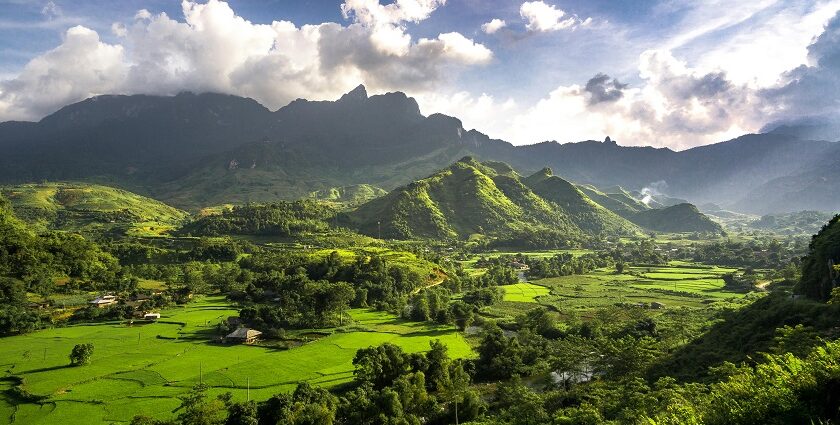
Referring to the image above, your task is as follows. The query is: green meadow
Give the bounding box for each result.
[501,283,551,303]
[0,297,472,424]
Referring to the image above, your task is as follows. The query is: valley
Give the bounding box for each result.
[0,158,835,423]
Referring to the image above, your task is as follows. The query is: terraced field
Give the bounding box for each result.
[0,297,472,424]
[536,262,749,310]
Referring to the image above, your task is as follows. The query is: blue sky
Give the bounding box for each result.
[1,0,839,148]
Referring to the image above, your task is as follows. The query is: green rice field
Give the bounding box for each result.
[0,297,472,424]
[535,261,750,310]
[501,283,551,303]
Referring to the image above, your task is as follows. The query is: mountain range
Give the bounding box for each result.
[0,85,837,213]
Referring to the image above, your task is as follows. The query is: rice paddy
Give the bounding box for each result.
[0,297,472,424]
[501,283,551,303]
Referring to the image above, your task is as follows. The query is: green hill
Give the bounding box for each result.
[311,184,387,205]
[179,200,336,237]
[0,183,188,238]
[577,184,649,217]
[523,168,640,236]
[346,158,642,244]
[628,203,723,233]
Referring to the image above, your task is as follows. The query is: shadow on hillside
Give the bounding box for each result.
[19,364,73,375]
[649,293,840,382]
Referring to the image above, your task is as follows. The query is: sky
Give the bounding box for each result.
[1,0,840,149]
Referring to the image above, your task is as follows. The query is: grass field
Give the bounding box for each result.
[501,283,551,303]
[534,261,750,311]
[0,297,472,424]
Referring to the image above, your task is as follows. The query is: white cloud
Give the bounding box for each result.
[481,18,506,34]
[665,0,840,87]
[0,0,491,121]
[428,32,493,64]
[0,26,126,121]
[520,1,587,32]
[419,48,762,149]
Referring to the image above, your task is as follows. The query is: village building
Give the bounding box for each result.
[143,313,161,321]
[224,328,262,344]
[90,295,117,308]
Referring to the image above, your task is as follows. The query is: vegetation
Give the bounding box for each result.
[0,182,188,238]
[628,203,724,234]
[179,200,336,237]
[798,214,840,301]
[69,343,94,366]
[0,159,838,424]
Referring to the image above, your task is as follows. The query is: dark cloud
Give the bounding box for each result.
[584,73,628,105]
[761,10,840,135]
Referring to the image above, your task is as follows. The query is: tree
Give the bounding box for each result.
[352,343,408,389]
[69,343,94,366]
[476,323,524,380]
[450,301,474,331]
[175,384,230,425]
[439,361,472,425]
[225,401,257,425]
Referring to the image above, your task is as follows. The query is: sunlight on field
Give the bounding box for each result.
[0,297,472,424]
[502,283,551,303]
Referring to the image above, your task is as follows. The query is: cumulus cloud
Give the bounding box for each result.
[0,0,491,121]
[519,1,589,32]
[481,18,506,34]
[0,26,126,121]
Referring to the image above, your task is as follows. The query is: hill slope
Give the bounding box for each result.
[0,183,188,237]
[523,168,640,235]
[797,214,840,300]
[627,203,723,233]
[346,158,585,243]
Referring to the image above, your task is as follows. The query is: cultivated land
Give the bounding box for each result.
[501,282,551,303]
[463,254,752,319]
[537,262,746,310]
[0,297,472,424]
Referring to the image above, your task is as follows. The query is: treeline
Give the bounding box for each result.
[232,250,435,333]
[670,236,808,269]
[179,201,337,237]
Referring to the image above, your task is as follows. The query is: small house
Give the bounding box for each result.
[510,261,530,271]
[650,302,665,309]
[225,328,262,344]
[90,295,117,308]
[143,313,161,321]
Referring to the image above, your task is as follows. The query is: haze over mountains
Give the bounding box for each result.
[0,85,837,213]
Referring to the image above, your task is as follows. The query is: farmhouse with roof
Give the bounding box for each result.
[224,328,262,344]
[89,295,117,308]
